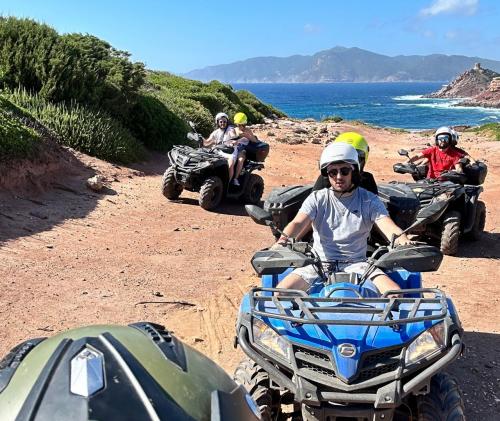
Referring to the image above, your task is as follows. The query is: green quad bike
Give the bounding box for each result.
[0,322,261,421]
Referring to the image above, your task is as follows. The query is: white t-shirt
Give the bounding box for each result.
[206,125,237,145]
[299,187,388,262]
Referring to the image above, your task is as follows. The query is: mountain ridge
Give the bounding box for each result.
[184,46,500,83]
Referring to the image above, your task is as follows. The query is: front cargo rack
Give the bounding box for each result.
[250,287,447,326]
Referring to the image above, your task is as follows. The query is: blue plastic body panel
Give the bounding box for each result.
[242,268,448,383]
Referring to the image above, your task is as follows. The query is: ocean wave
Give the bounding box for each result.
[479,115,499,121]
[392,95,424,101]
[412,102,500,114]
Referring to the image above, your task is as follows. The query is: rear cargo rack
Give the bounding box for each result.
[250,287,447,326]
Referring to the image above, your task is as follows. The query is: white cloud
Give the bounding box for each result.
[445,31,458,39]
[304,23,321,33]
[420,0,478,16]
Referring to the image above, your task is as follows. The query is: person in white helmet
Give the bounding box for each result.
[408,126,468,179]
[274,143,412,295]
[203,112,239,182]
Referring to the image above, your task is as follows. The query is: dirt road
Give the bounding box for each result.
[1,120,499,419]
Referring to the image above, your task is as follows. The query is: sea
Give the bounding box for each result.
[232,82,500,130]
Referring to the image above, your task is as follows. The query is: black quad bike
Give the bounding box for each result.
[387,149,488,255]
[161,122,266,210]
[261,151,487,256]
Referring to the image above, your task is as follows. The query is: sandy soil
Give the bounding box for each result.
[1,120,499,419]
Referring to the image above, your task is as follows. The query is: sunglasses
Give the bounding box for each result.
[327,166,353,177]
[436,135,450,142]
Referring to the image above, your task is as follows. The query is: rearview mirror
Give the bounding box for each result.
[398,149,409,157]
[245,205,273,226]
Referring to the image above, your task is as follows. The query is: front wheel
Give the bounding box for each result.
[199,176,223,210]
[415,373,465,420]
[465,200,486,241]
[234,358,281,421]
[161,167,183,200]
[243,174,264,204]
[440,210,461,255]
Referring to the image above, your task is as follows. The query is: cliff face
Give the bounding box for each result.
[427,64,500,98]
[458,77,500,108]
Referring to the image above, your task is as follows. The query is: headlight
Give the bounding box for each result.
[405,322,446,365]
[252,318,290,360]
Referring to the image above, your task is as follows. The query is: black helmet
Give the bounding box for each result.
[0,322,261,421]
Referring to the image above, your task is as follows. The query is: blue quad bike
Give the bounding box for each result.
[234,203,465,421]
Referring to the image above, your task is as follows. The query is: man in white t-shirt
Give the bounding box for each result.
[203,112,239,183]
[274,143,412,295]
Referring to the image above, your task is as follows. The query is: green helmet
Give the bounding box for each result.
[0,322,261,421]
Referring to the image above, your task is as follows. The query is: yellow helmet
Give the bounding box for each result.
[334,132,369,170]
[234,112,248,125]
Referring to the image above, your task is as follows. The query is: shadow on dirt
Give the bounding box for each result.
[129,152,169,176]
[172,197,255,217]
[458,232,500,259]
[447,331,500,420]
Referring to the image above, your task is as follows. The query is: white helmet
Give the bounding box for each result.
[320,143,359,175]
[434,126,454,148]
[215,112,228,124]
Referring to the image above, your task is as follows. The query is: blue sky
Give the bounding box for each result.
[1,0,499,73]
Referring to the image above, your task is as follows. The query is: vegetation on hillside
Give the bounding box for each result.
[145,72,285,136]
[466,122,500,141]
[0,17,284,163]
[0,97,40,162]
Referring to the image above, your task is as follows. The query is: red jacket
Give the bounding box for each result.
[421,146,465,178]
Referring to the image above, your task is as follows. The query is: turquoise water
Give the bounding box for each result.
[233,82,500,130]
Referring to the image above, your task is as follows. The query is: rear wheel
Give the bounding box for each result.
[415,373,465,420]
[243,174,264,204]
[440,211,461,255]
[466,200,486,241]
[161,167,183,200]
[234,358,281,421]
[199,176,223,210]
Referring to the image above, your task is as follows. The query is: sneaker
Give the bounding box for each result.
[232,179,240,186]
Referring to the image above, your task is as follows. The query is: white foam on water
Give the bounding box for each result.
[392,95,424,101]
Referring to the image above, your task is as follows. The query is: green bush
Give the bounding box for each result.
[0,97,40,161]
[4,89,145,163]
[467,123,500,141]
[322,115,343,123]
[128,94,189,151]
[145,71,286,137]
[0,17,145,119]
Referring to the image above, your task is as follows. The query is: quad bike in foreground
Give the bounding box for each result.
[161,122,267,210]
[0,322,261,421]
[234,203,465,421]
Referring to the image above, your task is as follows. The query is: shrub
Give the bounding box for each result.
[128,94,189,151]
[467,123,500,141]
[0,97,40,161]
[145,71,286,137]
[0,17,145,119]
[4,89,145,163]
[322,115,343,123]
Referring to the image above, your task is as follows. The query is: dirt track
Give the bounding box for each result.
[1,120,499,419]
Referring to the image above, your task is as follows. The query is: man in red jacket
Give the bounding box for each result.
[408,127,467,179]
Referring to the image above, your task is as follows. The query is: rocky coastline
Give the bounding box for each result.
[427,63,500,108]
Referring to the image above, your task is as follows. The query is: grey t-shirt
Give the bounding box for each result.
[299,187,388,262]
[207,125,237,145]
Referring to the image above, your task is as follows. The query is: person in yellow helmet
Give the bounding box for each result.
[313,131,378,195]
[229,112,259,186]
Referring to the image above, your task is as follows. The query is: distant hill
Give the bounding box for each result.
[184,47,500,83]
